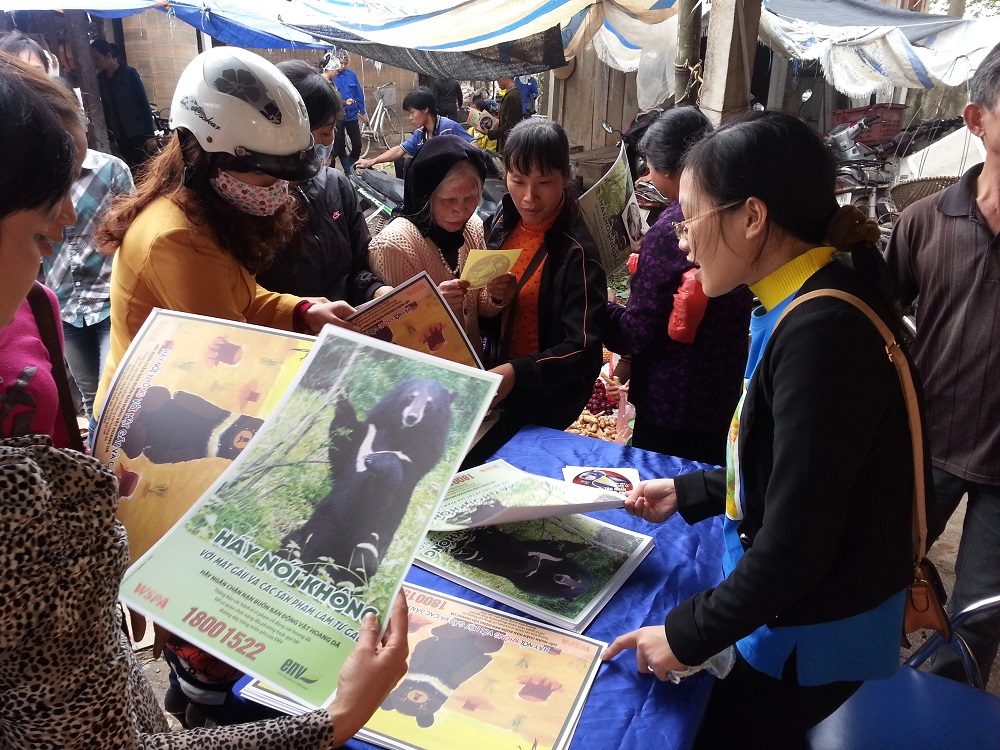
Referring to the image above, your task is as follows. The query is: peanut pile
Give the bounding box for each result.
[565,410,619,441]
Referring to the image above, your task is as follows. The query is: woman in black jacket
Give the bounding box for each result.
[258,60,390,305]
[602,112,918,748]
[463,119,606,467]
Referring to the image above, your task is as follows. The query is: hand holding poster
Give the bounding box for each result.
[241,583,606,750]
[430,459,624,531]
[459,249,522,289]
[347,272,483,368]
[120,325,500,708]
[578,142,646,271]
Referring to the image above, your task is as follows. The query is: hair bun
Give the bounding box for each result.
[827,204,881,251]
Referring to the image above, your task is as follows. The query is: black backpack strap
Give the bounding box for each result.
[26,283,85,452]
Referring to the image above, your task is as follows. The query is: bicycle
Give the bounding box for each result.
[357,82,403,158]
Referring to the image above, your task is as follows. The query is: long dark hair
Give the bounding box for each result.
[95,129,301,273]
[0,54,81,219]
[683,111,896,315]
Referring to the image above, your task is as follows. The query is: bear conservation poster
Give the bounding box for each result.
[346,271,484,369]
[416,515,653,632]
[93,310,315,563]
[240,583,606,750]
[119,324,501,709]
[429,459,625,531]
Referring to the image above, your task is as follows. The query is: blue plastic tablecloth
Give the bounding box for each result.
[238,426,726,750]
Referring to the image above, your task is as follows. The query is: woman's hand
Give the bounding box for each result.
[438,279,470,316]
[373,285,393,298]
[624,478,678,524]
[488,363,515,408]
[602,374,628,403]
[327,591,409,746]
[486,272,516,305]
[304,300,360,334]
[601,625,685,680]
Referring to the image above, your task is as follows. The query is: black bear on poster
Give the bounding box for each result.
[282,378,456,582]
[455,527,593,600]
[381,622,505,727]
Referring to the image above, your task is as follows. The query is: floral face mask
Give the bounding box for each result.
[315,141,335,167]
[210,170,289,216]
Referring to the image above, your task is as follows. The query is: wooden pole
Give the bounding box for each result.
[674,0,702,107]
[699,0,763,126]
[65,11,111,153]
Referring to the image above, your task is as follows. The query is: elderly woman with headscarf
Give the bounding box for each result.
[368,135,514,355]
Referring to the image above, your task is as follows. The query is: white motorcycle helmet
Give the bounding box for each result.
[170,47,321,181]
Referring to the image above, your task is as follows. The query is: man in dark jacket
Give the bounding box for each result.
[430,77,463,120]
[485,79,524,153]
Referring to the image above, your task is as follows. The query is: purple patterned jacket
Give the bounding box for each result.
[604,203,752,434]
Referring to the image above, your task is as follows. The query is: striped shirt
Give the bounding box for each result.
[885,163,1000,485]
[41,150,134,327]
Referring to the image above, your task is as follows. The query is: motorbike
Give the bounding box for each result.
[826,112,966,249]
[350,151,507,236]
[827,116,897,223]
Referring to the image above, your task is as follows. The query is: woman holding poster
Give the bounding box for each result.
[92,48,358,425]
[369,135,513,353]
[0,54,409,748]
[463,119,606,468]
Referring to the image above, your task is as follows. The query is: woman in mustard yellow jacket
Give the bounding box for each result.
[94,48,356,419]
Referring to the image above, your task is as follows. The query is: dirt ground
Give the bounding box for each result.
[133,496,997,733]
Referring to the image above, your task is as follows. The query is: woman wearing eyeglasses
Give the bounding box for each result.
[602,112,918,748]
[603,107,752,465]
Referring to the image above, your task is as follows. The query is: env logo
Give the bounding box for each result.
[280,658,319,684]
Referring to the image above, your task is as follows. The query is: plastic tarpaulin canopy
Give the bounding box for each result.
[284,0,675,53]
[764,0,964,43]
[759,0,1000,97]
[284,0,678,77]
[0,0,327,47]
[297,24,568,78]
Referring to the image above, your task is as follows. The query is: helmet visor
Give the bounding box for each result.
[231,143,322,181]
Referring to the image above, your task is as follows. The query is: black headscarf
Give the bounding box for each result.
[393,135,490,268]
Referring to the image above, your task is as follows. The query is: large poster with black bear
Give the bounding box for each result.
[241,583,605,750]
[120,324,500,708]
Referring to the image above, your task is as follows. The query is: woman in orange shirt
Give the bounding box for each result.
[464,119,606,467]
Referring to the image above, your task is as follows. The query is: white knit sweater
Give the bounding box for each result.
[368,215,503,353]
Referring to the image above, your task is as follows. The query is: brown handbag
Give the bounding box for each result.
[778,290,950,648]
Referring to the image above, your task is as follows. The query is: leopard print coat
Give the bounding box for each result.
[0,436,335,749]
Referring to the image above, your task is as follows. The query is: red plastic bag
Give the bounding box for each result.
[668,268,709,344]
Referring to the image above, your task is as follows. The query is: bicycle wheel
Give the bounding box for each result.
[359,127,374,159]
[379,108,402,150]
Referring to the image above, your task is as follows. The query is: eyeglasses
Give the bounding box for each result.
[671,200,742,240]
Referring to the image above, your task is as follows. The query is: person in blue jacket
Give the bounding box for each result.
[323,49,366,175]
[355,87,475,171]
[515,75,538,116]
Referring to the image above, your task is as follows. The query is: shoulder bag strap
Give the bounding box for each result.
[497,245,549,364]
[774,289,926,563]
[26,283,86,453]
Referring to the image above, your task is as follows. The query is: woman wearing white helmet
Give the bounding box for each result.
[94,48,357,421]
